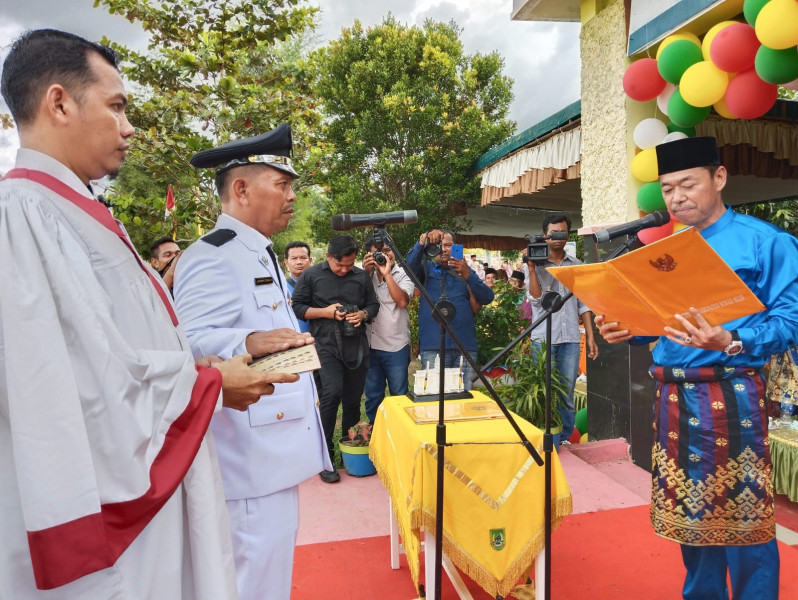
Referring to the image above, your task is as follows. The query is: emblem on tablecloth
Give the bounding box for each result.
[489,528,506,551]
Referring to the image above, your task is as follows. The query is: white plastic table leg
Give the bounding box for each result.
[535,550,545,596]
[389,500,400,569]
[424,530,474,600]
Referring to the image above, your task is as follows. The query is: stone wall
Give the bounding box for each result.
[580,0,636,227]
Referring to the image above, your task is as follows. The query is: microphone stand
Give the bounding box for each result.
[370,225,543,600]
[476,233,639,600]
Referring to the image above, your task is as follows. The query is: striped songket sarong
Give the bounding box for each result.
[649,365,775,546]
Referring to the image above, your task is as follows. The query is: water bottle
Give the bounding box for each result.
[780,402,795,427]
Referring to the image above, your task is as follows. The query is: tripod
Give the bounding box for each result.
[370,225,543,600]
[477,233,641,600]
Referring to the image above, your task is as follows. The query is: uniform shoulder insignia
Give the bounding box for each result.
[201,229,237,247]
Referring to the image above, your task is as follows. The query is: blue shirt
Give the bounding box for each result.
[286,276,310,333]
[406,243,494,352]
[633,207,798,368]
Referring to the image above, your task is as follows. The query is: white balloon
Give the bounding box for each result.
[633,118,669,150]
[662,131,688,143]
[657,83,677,117]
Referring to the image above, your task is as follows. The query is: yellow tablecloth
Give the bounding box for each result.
[370,392,572,598]
[770,428,798,502]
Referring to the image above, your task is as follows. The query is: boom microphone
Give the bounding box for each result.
[593,210,671,243]
[331,210,418,231]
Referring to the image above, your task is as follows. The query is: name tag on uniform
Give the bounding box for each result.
[254,276,274,286]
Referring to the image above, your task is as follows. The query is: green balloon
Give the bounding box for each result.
[755,45,798,84]
[637,182,666,213]
[666,122,696,136]
[668,89,710,128]
[575,408,588,435]
[744,0,771,26]
[657,40,703,84]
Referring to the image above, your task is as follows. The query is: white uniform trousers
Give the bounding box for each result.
[226,487,299,600]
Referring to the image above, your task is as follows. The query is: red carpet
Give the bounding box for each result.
[776,493,798,544]
[293,505,798,599]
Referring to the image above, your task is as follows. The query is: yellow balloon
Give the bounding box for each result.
[632,148,659,182]
[713,95,739,119]
[580,433,589,443]
[756,0,798,49]
[656,32,702,59]
[680,61,729,107]
[701,21,739,61]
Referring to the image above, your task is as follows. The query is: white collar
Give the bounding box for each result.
[15,148,96,201]
[215,212,274,252]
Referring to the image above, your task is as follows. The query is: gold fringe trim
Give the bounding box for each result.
[415,494,572,598]
[371,448,423,591]
[372,439,574,598]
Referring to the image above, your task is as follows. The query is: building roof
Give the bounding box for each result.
[473,101,581,173]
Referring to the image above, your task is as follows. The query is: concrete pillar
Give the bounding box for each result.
[580,0,656,469]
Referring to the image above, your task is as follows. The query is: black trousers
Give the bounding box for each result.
[317,347,370,459]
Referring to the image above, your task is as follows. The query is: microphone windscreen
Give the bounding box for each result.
[330,214,351,231]
[651,210,670,226]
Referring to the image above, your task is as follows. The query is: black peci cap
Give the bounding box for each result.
[656,136,720,176]
[190,123,298,177]
[510,270,525,282]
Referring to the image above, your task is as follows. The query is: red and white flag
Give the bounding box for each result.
[164,184,175,217]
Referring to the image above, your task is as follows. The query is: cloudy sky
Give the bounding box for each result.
[0,0,581,172]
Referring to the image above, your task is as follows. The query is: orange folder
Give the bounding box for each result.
[547,228,765,336]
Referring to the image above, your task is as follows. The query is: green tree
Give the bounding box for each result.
[94,0,322,254]
[306,16,514,252]
[741,197,798,236]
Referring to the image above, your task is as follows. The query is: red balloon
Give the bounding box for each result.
[623,58,667,101]
[638,217,674,245]
[724,68,778,119]
[710,23,760,73]
[569,429,582,444]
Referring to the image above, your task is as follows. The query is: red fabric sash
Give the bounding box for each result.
[3,168,178,326]
[25,366,222,589]
[4,168,224,588]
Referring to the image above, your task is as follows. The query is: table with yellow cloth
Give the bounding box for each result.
[770,428,798,502]
[369,392,572,598]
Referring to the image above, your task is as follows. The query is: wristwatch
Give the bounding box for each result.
[723,330,743,356]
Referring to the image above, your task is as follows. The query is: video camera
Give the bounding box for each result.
[524,231,569,264]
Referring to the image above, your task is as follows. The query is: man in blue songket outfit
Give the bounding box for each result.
[595,135,798,600]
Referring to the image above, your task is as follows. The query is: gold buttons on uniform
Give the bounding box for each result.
[316,401,320,408]
[277,412,285,420]
[272,302,278,310]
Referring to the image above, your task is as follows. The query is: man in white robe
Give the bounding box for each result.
[0,29,307,600]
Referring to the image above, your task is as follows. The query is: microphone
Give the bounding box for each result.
[593,210,671,243]
[331,210,418,231]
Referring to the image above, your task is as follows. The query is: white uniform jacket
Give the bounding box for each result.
[174,213,330,501]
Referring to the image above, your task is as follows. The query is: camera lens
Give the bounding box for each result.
[373,251,387,266]
[424,243,441,259]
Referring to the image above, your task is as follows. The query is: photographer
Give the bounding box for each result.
[362,236,415,423]
[407,229,494,390]
[526,213,598,445]
[292,234,379,483]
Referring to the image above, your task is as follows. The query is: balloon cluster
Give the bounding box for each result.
[568,407,590,444]
[622,0,798,244]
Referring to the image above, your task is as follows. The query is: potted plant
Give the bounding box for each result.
[338,420,377,477]
[475,281,530,365]
[496,341,569,444]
